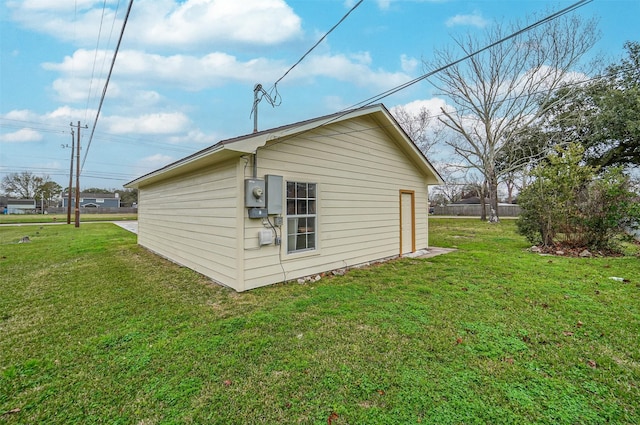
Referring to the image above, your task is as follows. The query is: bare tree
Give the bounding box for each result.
[391,105,440,157]
[502,171,518,204]
[427,13,599,221]
[1,171,51,199]
[461,172,489,220]
[430,163,467,205]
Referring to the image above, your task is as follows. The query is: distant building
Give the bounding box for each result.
[453,196,491,205]
[61,193,120,208]
[5,198,37,214]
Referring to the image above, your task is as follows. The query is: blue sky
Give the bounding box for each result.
[1,0,638,190]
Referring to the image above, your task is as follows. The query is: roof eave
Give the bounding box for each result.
[125,143,248,189]
[124,108,380,189]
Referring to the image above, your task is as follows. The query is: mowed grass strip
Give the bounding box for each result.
[0,219,638,424]
[0,213,137,224]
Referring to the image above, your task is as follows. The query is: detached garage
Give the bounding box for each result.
[125,104,443,292]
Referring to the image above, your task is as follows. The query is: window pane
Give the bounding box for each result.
[288,217,298,232]
[308,183,316,198]
[287,199,295,215]
[308,200,316,214]
[297,200,307,215]
[287,182,296,198]
[297,182,307,198]
[296,235,307,251]
[287,234,297,252]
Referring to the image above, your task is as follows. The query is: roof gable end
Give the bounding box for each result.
[126,104,443,188]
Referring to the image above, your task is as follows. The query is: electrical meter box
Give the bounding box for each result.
[244,179,265,208]
[265,174,283,215]
[248,208,268,219]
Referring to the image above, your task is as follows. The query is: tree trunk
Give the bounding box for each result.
[488,172,500,223]
[506,178,514,204]
[480,180,487,221]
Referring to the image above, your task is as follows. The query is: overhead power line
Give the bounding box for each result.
[269,0,364,100]
[344,0,593,111]
[251,0,363,130]
[84,0,109,124]
[84,0,122,124]
[259,0,593,151]
[82,0,134,172]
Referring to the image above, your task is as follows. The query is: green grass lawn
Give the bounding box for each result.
[1,219,638,424]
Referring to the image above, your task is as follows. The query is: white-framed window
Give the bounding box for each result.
[96,198,105,203]
[286,182,317,254]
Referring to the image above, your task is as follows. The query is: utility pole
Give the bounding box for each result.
[71,121,84,228]
[253,83,262,133]
[75,121,81,228]
[62,131,75,224]
[251,83,276,134]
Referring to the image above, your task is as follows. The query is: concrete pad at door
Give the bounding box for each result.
[113,221,138,234]
[406,247,457,259]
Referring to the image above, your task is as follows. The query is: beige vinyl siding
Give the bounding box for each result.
[137,161,240,287]
[242,115,429,289]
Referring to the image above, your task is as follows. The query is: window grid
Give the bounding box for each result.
[286,182,317,254]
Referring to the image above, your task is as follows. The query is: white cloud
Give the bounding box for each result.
[44,49,286,95]
[8,0,302,49]
[42,48,112,74]
[8,0,99,12]
[446,12,488,28]
[102,112,191,135]
[46,106,95,121]
[393,97,452,117]
[134,153,174,174]
[135,0,302,48]
[400,54,419,73]
[167,129,220,145]
[6,3,119,46]
[45,47,410,97]
[0,128,44,143]
[50,76,122,103]
[322,95,351,112]
[350,51,373,66]
[1,107,95,133]
[2,107,192,140]
[2,109,38,121]
[374,0,445,11]
[377,0,392,11]
[300,54,411,89]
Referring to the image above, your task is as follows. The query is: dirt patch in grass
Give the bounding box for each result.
[529,244,625,258]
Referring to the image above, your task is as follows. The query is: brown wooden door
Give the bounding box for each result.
[400,190,415,255]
